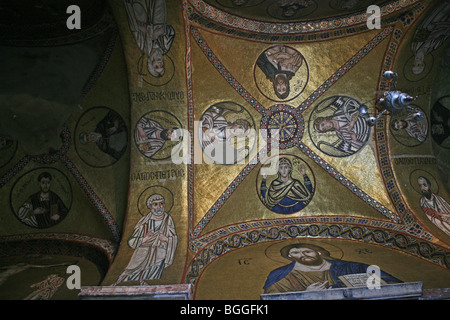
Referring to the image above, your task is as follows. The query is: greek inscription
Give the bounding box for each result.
[131,91,185,103]
[130,169,185,182]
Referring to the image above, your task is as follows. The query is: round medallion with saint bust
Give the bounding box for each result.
[256,154,315,214]
[308,95,371,157]
[10,167,72,229]
[254,45,309,103]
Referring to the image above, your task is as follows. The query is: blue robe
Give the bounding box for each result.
[263,259,401,290]
[261,175,313,214]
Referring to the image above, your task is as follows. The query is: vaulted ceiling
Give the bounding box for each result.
[0,0,449,300]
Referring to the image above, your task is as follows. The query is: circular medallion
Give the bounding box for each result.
[390,105,428,147]
[134,110,183,161]
[308,95,371,157]
[137,54,175,87]
[198,101,256,165]
[256,154,315,215]
[402,53,434,82]
[74,106,128,168]
[10,167,73,229]
[254,45,309,103]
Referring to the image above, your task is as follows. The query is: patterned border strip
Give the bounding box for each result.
[298,26,393,110]
[0,232,117,262]
[81,28,119,100]
[0,157,30,188]
[0,233,117,276]
[186,4,401,43]
[297,142,402,222]
[188,25,396,240]
[183,0,197,248]
[191,154,260,240]
[373,3,433,235]
[59,155,121,243]
[187,0,419,35]
[183,223,450,287]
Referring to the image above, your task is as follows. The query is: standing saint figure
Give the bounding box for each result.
[417,176,450,236]
[124,0,175,77]
[114,194,177,285]
[260,157,313,214]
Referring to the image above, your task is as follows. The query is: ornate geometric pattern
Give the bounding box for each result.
[188,23,402,241]
[187,0,420,35]
[0,233,117,276]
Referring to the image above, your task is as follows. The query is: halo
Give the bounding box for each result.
[409,169,439,196]
[264,239,344,265]
[137,185,174,216]
[389,105,428,147]
[74,106,128,168]
[254,45,309,103]
[137,54,175,87]
[134,110,183,161]
[402,53,434,82]
[9,167,73,229]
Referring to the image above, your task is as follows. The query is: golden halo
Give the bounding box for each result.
[409,169,439,196]
[137,185,174,216]
[264,238,344,265]
[402,54,434,83]
[137,54,175,87]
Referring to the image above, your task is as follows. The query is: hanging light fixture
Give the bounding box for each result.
[359,70,424,127]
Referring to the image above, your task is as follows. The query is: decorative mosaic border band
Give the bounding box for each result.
[187,0,419,36]
[188,25,406,243]
[81,28,119,100]
[297,26,393,111]
[297,142,402,223]
[190,26,267,116]
[372,3,434,238]
[0,233,117,276]
[183,2,197,249]
[59,155,121,243]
